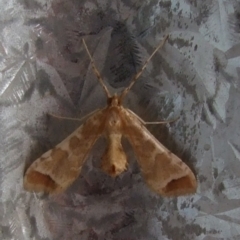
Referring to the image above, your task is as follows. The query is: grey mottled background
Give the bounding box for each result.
[0,0,240,239]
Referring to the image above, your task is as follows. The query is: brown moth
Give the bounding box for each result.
[23,35,197,196]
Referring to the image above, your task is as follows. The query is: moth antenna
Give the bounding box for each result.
[82,39,111,98]
[119,34,169,102]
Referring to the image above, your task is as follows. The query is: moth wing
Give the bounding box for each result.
[24,110,106,194]
[121,108,197,196]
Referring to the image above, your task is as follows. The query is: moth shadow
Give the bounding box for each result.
[64,138,140,196]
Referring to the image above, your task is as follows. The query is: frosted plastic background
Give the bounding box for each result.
[1,0,240,239]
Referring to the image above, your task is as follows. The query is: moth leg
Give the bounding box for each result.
[126,109,178,125]
[82,39,111,98]
[144,117,179,125]
[120,34,169,101]
[48,109,102,122]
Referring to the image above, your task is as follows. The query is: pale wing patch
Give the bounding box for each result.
[121,108,197,196]
[23,110,106,194]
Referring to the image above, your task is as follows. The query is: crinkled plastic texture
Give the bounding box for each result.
[0,0,240,239]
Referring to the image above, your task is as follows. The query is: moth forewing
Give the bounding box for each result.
[121,108,197,196]
[23,109,106,194]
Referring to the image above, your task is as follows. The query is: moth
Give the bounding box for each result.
[23,35,197,196]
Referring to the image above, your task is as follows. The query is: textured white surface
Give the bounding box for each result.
[0,0,240,239]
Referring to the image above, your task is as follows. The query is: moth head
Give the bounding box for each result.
[108,94,121,107]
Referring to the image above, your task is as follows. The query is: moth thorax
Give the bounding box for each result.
[105,111,123,131]
[101,133,127,177]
